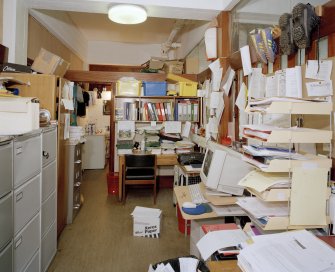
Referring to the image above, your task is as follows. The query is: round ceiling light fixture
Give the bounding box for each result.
[108,4,147,24]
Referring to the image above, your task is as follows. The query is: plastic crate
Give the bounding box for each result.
[177,82,197,96]
[117,80,141,96]
[143,81,167,96]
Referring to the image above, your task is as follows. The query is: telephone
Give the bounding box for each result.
[178,152,205,166]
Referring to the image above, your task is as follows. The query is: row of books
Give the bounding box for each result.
[175,100,199,121]
[115,102,138,121]
[142,102,174,121]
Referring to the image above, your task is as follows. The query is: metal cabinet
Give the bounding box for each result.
[66,143,82,224]
[41,126,57,272]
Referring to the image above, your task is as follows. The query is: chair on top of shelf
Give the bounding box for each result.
[122,154,157,204]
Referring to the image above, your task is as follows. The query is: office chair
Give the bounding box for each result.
[122,154,157,204]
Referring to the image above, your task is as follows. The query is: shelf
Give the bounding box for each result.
[246,100,333,115]
[115,95,199,99]
[242,154,332,172]
[243,126,332,143]
[247,187,290,202]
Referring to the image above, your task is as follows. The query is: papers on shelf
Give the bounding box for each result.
[285,66,302,98]
[209,58,222,92]
[205,27,217,60]
[235,82,247,111]
[209,91,222,109]
[240,45,252,76]
[248,68,265,99]
[306,80,333,96]
[164,121,181,134]
[238,230,335,272]
[196,229,249,260]
[242,144,306,159]
[305,60,332,81]
[222,66,235,95]
[242,124,275,141]
[209,204,245,217]
[236,197,289,219]
[238,170,290,193]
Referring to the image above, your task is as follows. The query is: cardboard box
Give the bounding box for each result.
[131,206,162,238]
[164,60,184,74]
[149,57,167,70]
[32,48,70,77]
[0,97,39,135]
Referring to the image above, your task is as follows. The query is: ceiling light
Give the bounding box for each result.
[108,4,147,25]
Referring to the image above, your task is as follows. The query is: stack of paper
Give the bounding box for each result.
[238,230,335,272]
[161,140,175,154]
[175,140,194,154]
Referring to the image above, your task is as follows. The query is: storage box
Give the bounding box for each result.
[32,48,70,77]
[0,97,39,135]
[131,206,162,238]
[0,63,32,73]
[164,60,184,74]
[177,82,198,96]
[117,78,141,96]
[143,81,167,96]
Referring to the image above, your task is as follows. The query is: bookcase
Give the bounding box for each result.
[240,99,333,231]
[114,96,200,122]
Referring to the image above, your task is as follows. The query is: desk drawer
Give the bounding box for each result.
[157,154,178,166]
[14,174,41,235]
[0,140,13,198]
[41,192,56,237]
[0,193,13,250]
[23,249,40,272]
[14,213,40,272]
[14,134,41,188]
[42,128,57,167]
[42,160,57,202]
[0,241,13,272]
[41,222,56,272]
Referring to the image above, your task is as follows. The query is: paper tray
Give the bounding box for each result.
[246,101,332,115]
[242,155,332,172]
[244,129,332,143]
[246,187,290,202]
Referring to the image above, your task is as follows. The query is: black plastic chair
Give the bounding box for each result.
[122,154,157,204]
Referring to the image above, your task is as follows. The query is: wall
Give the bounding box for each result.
[28,15,84,70]
[0,0,3,43]
[87,41,162,65]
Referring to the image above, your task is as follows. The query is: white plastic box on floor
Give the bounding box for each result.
[131,206,162,238]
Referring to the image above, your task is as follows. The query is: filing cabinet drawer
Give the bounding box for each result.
[0,140,13,198]
[0,241,13,272]
[74,144,81,161]
[14,133,41,188]
[42,160,57,202]
[41,192,56,237]
[42,128,57,167]
[14,213,40,272]
[14,174,41,235]
[0,193,13,250]
[41,222,56,272]
[23,249,40,272]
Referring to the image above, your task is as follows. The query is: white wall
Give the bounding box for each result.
[176,22,210,59]
[87,41,162,65]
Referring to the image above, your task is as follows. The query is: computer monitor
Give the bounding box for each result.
[200,141,254,196]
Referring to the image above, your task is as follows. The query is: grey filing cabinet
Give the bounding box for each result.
[0,136,14,272]
[41,126,57,272]
[13,130,42,272]
[66,142,82,224]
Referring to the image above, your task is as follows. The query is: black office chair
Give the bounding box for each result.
[122,154,157,204]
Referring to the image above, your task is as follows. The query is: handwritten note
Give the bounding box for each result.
[305,60,332,81]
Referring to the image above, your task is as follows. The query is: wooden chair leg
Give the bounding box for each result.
[153,180,157,205]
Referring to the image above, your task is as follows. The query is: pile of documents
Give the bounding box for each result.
[175,140,194,154]
[148,257,200,272]
[161,140,175,154]
[236,197,289,227]
[238,230,335,272]
[145,132,161,154]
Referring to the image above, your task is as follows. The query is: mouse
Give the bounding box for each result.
[182,201,197,209]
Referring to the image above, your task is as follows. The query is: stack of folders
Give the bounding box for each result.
[175,140,195,154]
[238,230,335,272]
[161,140,176,154]
[242,144,307,170]
[148,257,200,272]
[236,197,289,227]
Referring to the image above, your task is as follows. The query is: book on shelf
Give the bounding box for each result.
[175,100,199,121]
[142,102,173,121]
[122,102,138,121]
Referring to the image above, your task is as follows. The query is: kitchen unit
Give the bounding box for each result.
[82,135,106,169]
[0,136,13,272]
[66,142,83,224]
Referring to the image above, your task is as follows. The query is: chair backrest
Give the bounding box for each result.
[125,154,156,168]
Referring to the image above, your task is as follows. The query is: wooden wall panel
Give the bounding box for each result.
[28,16,84,70]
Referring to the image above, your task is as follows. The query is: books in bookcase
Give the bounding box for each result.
[142,102,174,121]
[175,100,199,121]
[115,102,138,121]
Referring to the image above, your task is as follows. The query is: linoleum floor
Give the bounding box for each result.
[47,169,189,272]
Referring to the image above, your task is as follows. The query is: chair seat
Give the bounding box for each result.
[125,168,155,180]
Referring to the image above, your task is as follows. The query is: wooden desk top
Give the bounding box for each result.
[206,260,241,272]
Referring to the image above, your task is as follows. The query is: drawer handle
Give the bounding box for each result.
[74,182,81,187]
[43,151,49,159]
[15,236,22,249]
[16,147,22,155]
[75,160,81,164]
[16,192,23,202]
[74,204,81,210]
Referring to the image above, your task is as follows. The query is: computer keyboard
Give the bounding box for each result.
[188,183,208,204]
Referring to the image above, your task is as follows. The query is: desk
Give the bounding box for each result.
[118,153,178,201]
[206,261,241,272]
